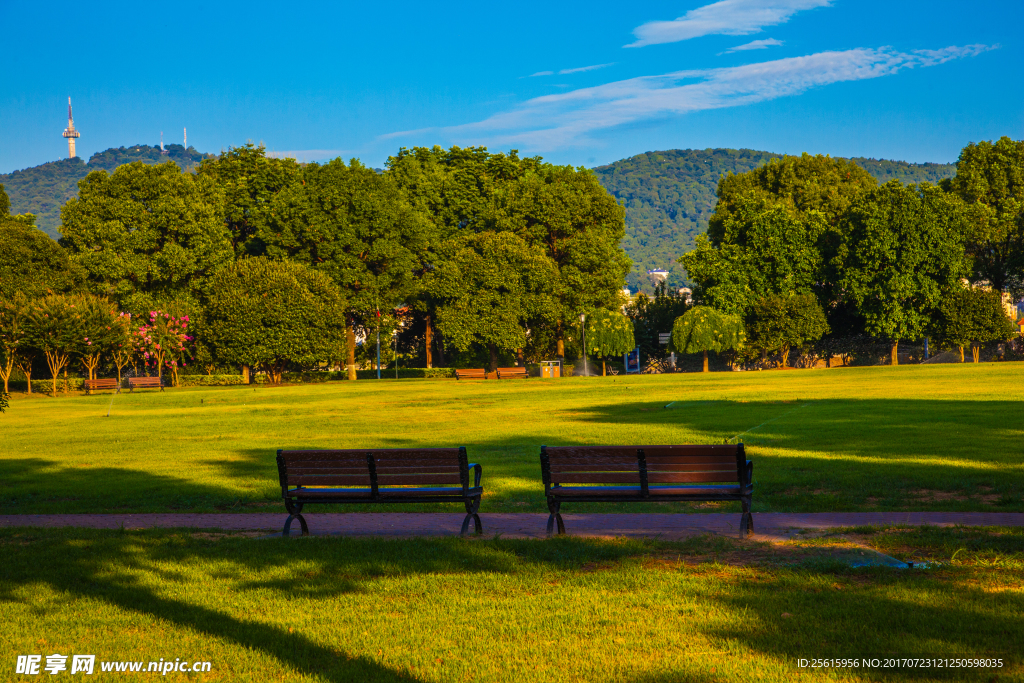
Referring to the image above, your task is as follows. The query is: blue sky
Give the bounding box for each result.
[1,0,1021,174]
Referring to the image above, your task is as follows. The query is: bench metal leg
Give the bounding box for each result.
[283,501,308,537]
[461,496,482,536]
[546,499,565,537]
[739,497,753,539]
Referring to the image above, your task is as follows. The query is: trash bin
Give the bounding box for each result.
[540,361,561,378]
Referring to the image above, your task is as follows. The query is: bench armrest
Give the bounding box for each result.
[468,463,482,489]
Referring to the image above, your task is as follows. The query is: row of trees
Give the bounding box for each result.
[0,145,633,387]
[678,137,1023,368]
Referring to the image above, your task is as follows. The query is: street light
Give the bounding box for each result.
[580,312,587,377]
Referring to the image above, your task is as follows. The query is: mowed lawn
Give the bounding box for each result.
[2,363,1023,514]
[1,527,1022,682]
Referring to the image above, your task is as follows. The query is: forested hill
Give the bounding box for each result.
[593,148,957,293]
[0,145,213,238]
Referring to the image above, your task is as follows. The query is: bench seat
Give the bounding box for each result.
[277,447,484,536]
[541,444,754,538]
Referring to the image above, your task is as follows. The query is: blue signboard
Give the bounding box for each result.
[624,347,640,374]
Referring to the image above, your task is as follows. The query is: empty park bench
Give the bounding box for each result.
[84,378,120,395]
[497,367,528,379]
[539,444,754,538]
[455,368,487,380]
[276,447,483,536]
[128,376,164,392]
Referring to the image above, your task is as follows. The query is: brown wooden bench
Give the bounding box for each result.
[455,368,487,380]
[497,367,528,379]
[128,376,164,392]
[540,444,754,538]
[84,378,120,394]
[276,447,483,536]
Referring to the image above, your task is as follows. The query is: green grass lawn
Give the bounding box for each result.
[1,526,1021,682]
[2,363,1023,514]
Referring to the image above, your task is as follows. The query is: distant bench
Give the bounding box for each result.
[540,444,754,538]
[84,378,120,395]
[497,367,528,380]
[128,377,164,392]
[455,369,487,380]
[276,447,483,536]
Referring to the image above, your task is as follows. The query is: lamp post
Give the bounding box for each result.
[580,312,587,377]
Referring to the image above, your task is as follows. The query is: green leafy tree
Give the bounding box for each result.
[933,286,1018,362]
[59,161,231,314]
[0,293,29,394]
[0,186,83,300]
[132,310,194,386]
[23,294,93,397]
[76,296,125,380]
[494,163,631,359]
[839,181,969,365]
[0,391,7,413]
[584,309,635,376]
[261,158,428,380]
[943,137,1024,298]
[197,143,302,256]
[745,293,829,367]
[625,284,691,361]
[203,258,347,384]
[671,306,745,372]
[426,231,557,372]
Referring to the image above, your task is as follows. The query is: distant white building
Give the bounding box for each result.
[678,287,692,304]
[647,269,669,283]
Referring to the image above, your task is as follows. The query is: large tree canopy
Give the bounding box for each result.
[838,181,969,364]
[197,143,302,256]
[933,286,1018,362]
[745,293,829,367]
[426,231,557,372]
[0,188,83,300]
[944,137,1024,298]
[59,161,231,315]
[584,309,635,376]
[202,258,347,383]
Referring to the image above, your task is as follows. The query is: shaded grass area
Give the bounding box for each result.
[1,526,1021,682]
[2,363,1023,514]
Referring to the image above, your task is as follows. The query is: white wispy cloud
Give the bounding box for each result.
[528,71,554,77]
[558,63,615,74]
[628,0,831,48]
[386,45,994,150]
[723,38,784,53]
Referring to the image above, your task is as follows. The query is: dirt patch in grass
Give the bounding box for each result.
[907,487,1003,504]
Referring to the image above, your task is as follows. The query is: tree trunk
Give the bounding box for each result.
[488,343,498,373]
[0,355,13,394]
[958,346,964,363]
[825,353,832,368]
[346,317,357,381]
[602,359,606,377]
[781,345,790,368]
[20,362,32,394]
[703,349,708,373]
[972,343,980,363]
[63,368,69,394]
[516,348,524,367]
[424,315,433,369]
[891,341,899,366]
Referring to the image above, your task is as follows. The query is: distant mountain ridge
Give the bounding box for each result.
[2,145,957,289]
[593,148,957,293]
[0,144,213,238]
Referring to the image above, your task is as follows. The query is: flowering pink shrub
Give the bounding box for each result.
[132,311,193,386]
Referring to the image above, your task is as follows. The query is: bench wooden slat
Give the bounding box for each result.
[646,472,740,483]
[289,488,373,497]
[550,473,641,484]
[375,474,463,485]
[455,369,487,380]
[373,459,461,468]
[644,463,741,472]
[288,475,373,486]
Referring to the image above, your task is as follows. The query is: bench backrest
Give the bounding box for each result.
[277,447,469,495]
[497,367,527,377]
[130,377,162,386]
[85,378,118,388]
[541,444,748,494]
[456,369,486,379]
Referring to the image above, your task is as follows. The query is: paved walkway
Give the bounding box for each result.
[2,512,1022,539]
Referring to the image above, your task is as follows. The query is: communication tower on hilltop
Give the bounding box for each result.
[62,97,81,158]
